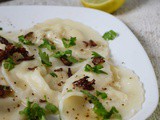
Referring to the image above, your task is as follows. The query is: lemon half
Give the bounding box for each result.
[81,0,125,13]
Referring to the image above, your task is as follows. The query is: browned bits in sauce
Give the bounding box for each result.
[17,104,20,107]
[60,57,72,66]
[122,104,125,106]
[0,36,34,63]
[85,97,88,100]
[66,111,69,114]
[32,93,34,96]
[7,108,10,112]
[102,88,107,90]
[67,68,73,78]
[83,40,97,48]
[92,57,105,65]
[39,99,47,103]
[72,108,75,111]
[77,113,79,116]
[28,66,37,70]
[54,68,63,72]
[86,115,89,117]
[58,83,62,86]
[0,85,13,98]
[13,98,15,101]
[14,82,16,84]
[73,76,95,91]
[75,117,78,119]
[80,49,84,51]
[24,32,34,41]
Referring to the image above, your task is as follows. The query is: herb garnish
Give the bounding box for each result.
[4,57,15,71]
[53,50,78,63]
[18,35,34,45]
[62,37,76,48]
[84,64,108,75]
[50,72,58,78]
[19,99,46,120]
[67,89,73,92]
[103,30,118,41]
[92,51,104,58]
[39,49,52,67]
[39,39,56,51]
[19,98,58,120]
[96,91,107,99]
[0,27,3,31]
[81,90,122,120]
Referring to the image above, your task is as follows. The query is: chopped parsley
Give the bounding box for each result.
[50,72,58,78]
[19,98,58,120]
[53,50,78,63]
[44,95,59,114]
[4,57,15,71]
[62,37,76,48]
[0,27,3,31]
[39,49,52,67]
[84,64,108,75]
[67,89,73,92]
[45,102,58,114]
[19,99,46,120]
[103,30,118,41]
[39,39,56,51]
[18,35,34,45]
[96,91,107,99]
[81,90,122,120]
[92,51,104,58]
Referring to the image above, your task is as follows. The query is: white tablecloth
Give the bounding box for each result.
[0,0,160,119]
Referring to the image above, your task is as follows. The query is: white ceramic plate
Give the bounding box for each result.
[0,6,158,120]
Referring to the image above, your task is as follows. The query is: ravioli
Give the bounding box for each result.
[0,19,144,120]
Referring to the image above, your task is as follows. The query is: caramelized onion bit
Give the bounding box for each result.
[60,57,72,66]
[83,40,97,48]
[28,66,38,70]
[0,36,34,63]
[0,85,13,98]
[73,76,95,91]
[54,68,63,72]
[67,68,72,78]
[24,32,34,40]
[92,57,105,65]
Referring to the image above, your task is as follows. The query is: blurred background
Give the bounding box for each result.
[0,0,159,119]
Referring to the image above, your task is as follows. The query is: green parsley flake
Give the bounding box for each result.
[18,35,34,45]
[81,90,122,120]
[4,57,15,71]
[44,95,59,114]
[53,50,78,63]
[96,91,107,99]
[45,102,59,114]
[39,49,52,67]
[67,89,73,92]
[39,39,56,51]
[92,51,104,58]
[103,30,118,41]
[0,27,3,31]
[62,37,76,48]
[84,64,108,75]
[50,72,58,78]
[19,99,46,120]
[19,97,59,120]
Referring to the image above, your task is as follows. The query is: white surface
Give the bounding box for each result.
[0,6,158,120]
